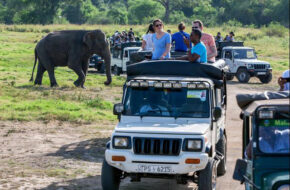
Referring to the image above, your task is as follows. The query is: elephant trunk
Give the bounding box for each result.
[103,44,112,85]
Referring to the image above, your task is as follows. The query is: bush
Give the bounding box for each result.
[262,22,286,37]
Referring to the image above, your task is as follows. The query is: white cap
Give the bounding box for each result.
[282,69,290,78]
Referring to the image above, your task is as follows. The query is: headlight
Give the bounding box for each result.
[113,136,131,149]
[184,139,203,151]
[277,184,290,190]
[247,64,254,69]
[265,64,271,69]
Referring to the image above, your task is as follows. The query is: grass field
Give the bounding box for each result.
[0,24,289,123]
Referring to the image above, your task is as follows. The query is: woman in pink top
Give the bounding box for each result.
[192,20,217,63]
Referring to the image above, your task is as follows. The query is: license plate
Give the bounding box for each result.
[137,164,173,173]
[257,72,266,75]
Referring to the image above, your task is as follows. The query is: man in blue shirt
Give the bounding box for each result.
[176,29,207,63]
[172,22,190,52]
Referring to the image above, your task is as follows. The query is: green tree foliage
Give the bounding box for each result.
[0,0,288,26]
[128,0,164,24]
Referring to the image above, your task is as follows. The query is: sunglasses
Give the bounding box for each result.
[192,26,199,29]
[155,24,163,27]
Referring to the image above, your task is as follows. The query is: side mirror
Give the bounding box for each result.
[113,103,124,115]
[213,107,222,121]
[233,159,247,182]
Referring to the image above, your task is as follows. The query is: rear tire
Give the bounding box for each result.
[226,74,234,80]
[216,134,227,176]
[112,65,121,76]
[198,158,217,190]
[236,68,250,83]
[101,160,122,190]
[258,73,272,83]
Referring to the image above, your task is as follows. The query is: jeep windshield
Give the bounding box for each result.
[233,49,257,59]
[258,119,289,154]
[123,87,210,118]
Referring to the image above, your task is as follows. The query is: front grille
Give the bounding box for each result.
[254,64,266,69]
[133,137,182,156]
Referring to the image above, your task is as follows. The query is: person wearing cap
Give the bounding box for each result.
[192,20,217,63]
[172,22,191,52]
[278,69,290,91]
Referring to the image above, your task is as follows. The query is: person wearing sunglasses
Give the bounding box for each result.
[192,20,217,63]
[175,29,207,63]
[152,19,171,60]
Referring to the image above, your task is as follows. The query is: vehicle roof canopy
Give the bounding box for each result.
[236,91,290,115]
[126,60,227,86]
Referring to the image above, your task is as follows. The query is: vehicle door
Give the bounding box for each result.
[122,49,129,70]
[224,50,235,73]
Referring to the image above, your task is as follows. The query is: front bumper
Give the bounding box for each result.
[105,149,209,174]
[247,68,272,76]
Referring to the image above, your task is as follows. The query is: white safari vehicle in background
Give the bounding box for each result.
[111,42,142,76]
[216,42,272,83]
[101,60,228,190]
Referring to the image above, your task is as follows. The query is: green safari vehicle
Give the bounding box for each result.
[233,91,290,190]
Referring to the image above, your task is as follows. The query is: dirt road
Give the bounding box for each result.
[0,82,262,190]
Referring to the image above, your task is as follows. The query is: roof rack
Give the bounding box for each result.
[126,60,227,86]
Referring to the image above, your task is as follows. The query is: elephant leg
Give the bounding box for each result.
[69,65,85,88]
[81,62,89,88]
[37,52,58,87]
[47,67,58,87]
[34,62,46,85]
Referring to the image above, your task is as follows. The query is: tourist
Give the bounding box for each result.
[172,22,190,52]
[192,20,217,63]
[175,29,207,63]
[278,69,290,91]
[152,19,171,60]
[141,24,154,51]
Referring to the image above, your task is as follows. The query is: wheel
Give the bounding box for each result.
[112,65,121,76]
[236,68,250,83]
[101,159,122,190]
[226,74,234,80]
[216,134,227,176]
[99,63,105,73]
[258,73,272,83]
[198,158,217,190]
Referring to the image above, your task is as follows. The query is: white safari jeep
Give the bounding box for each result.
[101,60,228,190]
[221,46,272,83]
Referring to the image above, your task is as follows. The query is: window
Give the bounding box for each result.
[123,87,210,118]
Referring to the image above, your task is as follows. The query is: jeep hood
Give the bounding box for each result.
[115,121,210,135]
[235,59,270,65]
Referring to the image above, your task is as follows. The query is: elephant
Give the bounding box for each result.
[30,29,112,88]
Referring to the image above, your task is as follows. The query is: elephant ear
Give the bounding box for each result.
[83,32,94,49]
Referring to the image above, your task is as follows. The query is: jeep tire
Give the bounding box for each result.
[258,73,272,83]
[112,65,121,76]
[101,160,122,190]
[226,74,234,80]
[236,68,250,83]
[216,134,227,176]
[198,158,217,190]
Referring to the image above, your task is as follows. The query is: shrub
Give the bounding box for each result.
[262,22,286,37]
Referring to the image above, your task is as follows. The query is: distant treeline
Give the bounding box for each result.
[0,0,289,27]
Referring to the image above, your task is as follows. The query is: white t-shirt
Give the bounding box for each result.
[282,69,290,91]
[142,33,154,51]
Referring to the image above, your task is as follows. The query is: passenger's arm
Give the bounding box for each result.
[141,40,146,50]
[208,45,217,59]
[160,34,172,60]
[207,36,217,59]
[188,52,200,62]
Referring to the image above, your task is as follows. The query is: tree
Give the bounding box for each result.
[128,0,164,24]
[153,0,170,22]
